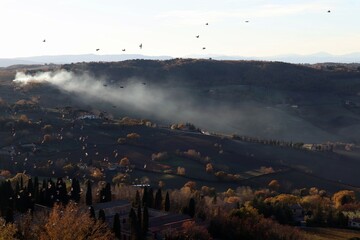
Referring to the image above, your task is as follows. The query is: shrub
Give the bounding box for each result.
[126,133,140,139]
[120,157,130,167]
[42,134,51,142]
[151,152,168,161]
[117,137,126,144]
[206,163,213,173]
[19,114,29,123]
[177,167,186,175]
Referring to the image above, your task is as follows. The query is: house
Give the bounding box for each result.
[93,199,132,220]
[349,218,360,229]
[147,209,192,239]
[290,203,304,223]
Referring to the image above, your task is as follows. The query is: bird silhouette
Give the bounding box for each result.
[245,20,249,23]
[327,10,331,13]
[43,39,46,42]
[205,23,208,25]
[139,43,142,49]
[122,49,126,51]
[202,47,206,50]
[196,35,199,38]
[96,48,100,51]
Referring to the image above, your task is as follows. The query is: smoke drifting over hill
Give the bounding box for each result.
[13,70,342,143]
[13,70,235,129]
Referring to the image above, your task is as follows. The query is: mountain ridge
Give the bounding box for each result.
[1,52,360,67]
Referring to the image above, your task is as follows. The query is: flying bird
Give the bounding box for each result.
[205,23,208,25]
[202,47,206,50]
[122,49,126,51]
[245,20,249,23]
[196,35,199,38]
[96,48,100,51]
[43,39,46,42]
[139,43,142,49]
[327,10,331,13]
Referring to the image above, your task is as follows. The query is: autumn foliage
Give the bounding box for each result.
[38,202,115,240]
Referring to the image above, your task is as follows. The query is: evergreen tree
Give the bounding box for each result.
[113,213,121,239]
[20,176,24,190]
[70,178,81,203]
[5,207,14,223]
[134,190,141,207]
[147,188,154,208]
[47,178,56,206]
[27,178,34,197]
[142,186,148,207]
[0,181,14,216]
[56,178,68,205]
[100,183,112,203]
[15,182,20,196]
[34,176,40,203]
[165,191,170,211]
[154,188,163,210]
[142,205,149,238]
[129,208,138,240]
[98,209,106,222]
[105,183,112,202]
[189,198,196,218]
[137,204,142,226]
[39,179,47,205]
[89,206,96,219]
[86,180,92,206]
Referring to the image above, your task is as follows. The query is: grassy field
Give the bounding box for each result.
[304,227,360,240]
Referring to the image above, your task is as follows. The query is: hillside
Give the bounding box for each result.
[0,60,359,192]
[6,59,359,143]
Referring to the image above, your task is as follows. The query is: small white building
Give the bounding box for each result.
[349,218,360,228]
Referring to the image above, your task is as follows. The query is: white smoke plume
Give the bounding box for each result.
[12,70,339,142]
[13,70,232,128]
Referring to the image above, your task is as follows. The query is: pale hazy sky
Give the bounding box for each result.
[1,0,359,58]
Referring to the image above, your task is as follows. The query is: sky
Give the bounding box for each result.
[1,0,359,58]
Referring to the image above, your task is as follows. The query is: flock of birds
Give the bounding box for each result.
[40,10,332,54]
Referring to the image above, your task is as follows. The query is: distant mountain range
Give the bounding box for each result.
[0,54,172,68]
[188,52,360,64]
[1,52,359,67]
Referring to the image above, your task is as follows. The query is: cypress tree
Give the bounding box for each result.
[45,179,54,206]
[89,206,96,219]
[189,198,196,218]
[20,176,24,190]
[70,178,81,203]
[165,191,170,211]
[15,181,20,195]
[113,213,121,239]
[34,176,40,203]
[147,188,154,208]
[105,183,112,202]
[154,188,163,210]
[137,204,142,226]
[86,180,92,206]
[142,186,148,207]
[98,209,106,222]
[27,178,34,197]
[142,205,149,237]
[56,178,68,205]
[134,190,141,207]
[5,207,14,223]
[129,208,138,240]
